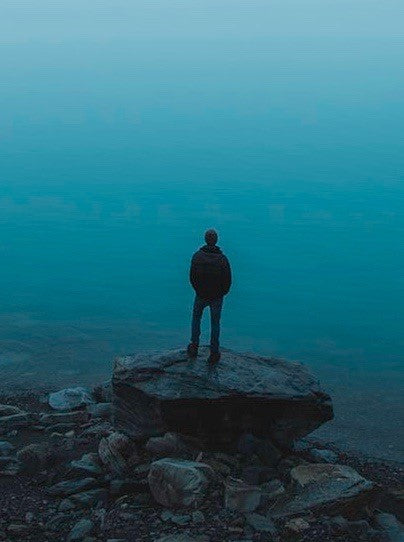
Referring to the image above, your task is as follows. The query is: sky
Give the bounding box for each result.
[1,0,403,43]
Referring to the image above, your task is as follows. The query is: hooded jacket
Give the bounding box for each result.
[190,245,232,301]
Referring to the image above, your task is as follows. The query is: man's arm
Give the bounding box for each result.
[189,255,197,290]
[221,256,232,295]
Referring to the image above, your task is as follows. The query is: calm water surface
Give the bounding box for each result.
[1,38,403,460]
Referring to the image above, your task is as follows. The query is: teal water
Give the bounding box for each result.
[1,36,403,460]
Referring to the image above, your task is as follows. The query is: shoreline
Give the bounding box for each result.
[0,385,403,541]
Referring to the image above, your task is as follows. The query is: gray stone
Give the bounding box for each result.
[98,431,136,475]
[245,512,278,534]
[224,477,261,512]
[285,517,311,533]
[87,402,112,419]
[0,440,14,456]
[67,519,94,542]
[269,463,376,518]
[309,448,338,463]
[148,458,214,508]
[17,443,53,472]
[112,347,333,446]
[146,432,188,458]
[155,536,210,542]
[192,510,205,523]
[70,453,103,475]
[40,411,88,425]
[48,477,98,496]
[261,479,285,500]
[375,513,404,542]
[45,513,72,531]
[70,488,108,508]
[161,510,191,525]
[241,466,277,485]
[0,411,32,434]
[59,498,75,511]
[49,387,95,411]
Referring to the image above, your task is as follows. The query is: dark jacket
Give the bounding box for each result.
[190,245,232,301]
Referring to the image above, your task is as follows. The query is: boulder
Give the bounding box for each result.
[67,519,94,542]
[224,477,262,512]
[0,440,14,456]
[112,347,332,446]
[98,432,136,475]
[70,453,103,476]
[49,387,95,411]
[48,477,98,497]
[40,411,88,425]
[148,458,214,508]
[309,448,338,463]
[146,432,188,458]
[375,513,404,542]
[17,443,53,472]
[268,463,377,518]
[0,405,33,434]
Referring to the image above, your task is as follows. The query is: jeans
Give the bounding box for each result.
[191,295,223,353]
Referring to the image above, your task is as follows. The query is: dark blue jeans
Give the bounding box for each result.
[191,295,223,353]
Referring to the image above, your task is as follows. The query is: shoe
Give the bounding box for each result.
[207,351,221,364]
[187,343,198,358]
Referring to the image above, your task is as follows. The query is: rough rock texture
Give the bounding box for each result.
[269,463,377,518]
[49,387,95,411]
[98,431,135,475]
[224,477,261,512]
[148,458,215,508]
[112,347,333,446]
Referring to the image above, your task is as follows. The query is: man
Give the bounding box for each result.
[187,229,232,363]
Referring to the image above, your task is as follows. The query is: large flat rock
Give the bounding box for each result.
[112,347,333,447]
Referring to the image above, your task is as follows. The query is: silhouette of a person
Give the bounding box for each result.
[187,229,232,363]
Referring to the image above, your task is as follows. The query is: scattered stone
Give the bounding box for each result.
[59,498,76,511]
[67,518,94,542]
[155,535,210,542]
[148,458,215,508]
[161,509,191,525]
[46,513,72,531]
[40,411,88,425]
[112,348,333,446]
[48,477,99,497]
[0,440,14,456]
[17,443,53,472]
[98,431,134,475]
[82,421,114,438]
[109,478,148,496]
[260,479,285,500]
[70,488,108,508]
[7,523,29,535]
[241,466,277,485]
[284,517,311,533]
[309,448,338,463]
[245,512,278,535]
[146,432,188,458]
[70,453,103,476]
[45,422,76,433]
[329,515,349,532]
[224,477,261,512]
[0,407,32,434]
[93,381,113,403]
[293,438,312,452]
[49,387,95,411]
[269,463,376,518]
[87,402,112,419]
[192,510,205,523]
[375,512,404,542]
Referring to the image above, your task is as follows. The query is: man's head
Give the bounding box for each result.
[204,229,218,246]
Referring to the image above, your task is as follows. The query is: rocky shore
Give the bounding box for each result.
[0,348,402,541]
